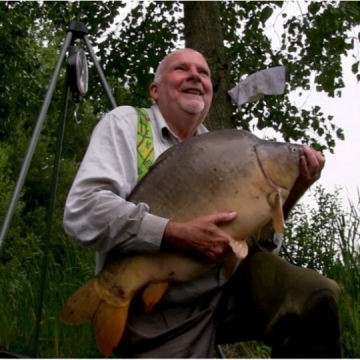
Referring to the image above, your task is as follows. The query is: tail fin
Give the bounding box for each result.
[94,301,130,356]
[142,281,170,313]
[60,279,100,325]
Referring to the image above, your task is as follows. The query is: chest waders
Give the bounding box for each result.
[136,108,155,182]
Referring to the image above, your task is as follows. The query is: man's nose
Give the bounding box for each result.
[188,67,201,81]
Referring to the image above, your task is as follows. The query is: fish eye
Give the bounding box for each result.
[290,147,297,153]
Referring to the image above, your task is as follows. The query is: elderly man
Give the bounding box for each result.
[64,48,341,358]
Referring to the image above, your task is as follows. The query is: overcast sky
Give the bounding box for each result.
[295,54,359,208]
[262,2,360,209]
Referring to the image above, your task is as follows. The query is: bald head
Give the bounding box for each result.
[154,49,210,84]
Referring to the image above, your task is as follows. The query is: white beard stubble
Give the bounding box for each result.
[179,98,205,114]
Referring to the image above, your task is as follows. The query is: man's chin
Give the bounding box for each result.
[180,100,205,114]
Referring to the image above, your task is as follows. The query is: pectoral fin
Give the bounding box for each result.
[271,191,284,234]
[228,238,249,260]
[142,281,170,313]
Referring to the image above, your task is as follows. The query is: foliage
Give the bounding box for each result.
[44,1,360,151]
[2,1,357,149]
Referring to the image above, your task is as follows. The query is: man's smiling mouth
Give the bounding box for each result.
[182,89,202,95]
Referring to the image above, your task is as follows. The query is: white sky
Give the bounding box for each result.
[262,2,360,209]
[294,54,360,208]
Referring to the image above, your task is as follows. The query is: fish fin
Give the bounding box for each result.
[272,192,284,234]
[142,281,170,313]
[228,238,249,260]
[60,279,100,325]
[94,301,130,357]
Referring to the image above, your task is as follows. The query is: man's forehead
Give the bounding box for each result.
[164,50,209,69]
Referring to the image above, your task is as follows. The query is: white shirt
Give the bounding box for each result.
[63,104,239,302]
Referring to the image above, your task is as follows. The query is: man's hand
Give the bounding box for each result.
[298,146,325,188]
[162,212,237,263]
[283,146,325,219]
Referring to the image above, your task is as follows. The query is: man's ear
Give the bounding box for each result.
[149,82,159,101]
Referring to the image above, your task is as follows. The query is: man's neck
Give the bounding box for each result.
[163,110,204,142]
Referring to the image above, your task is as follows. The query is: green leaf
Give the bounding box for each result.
[308,2,321,15]
[351,61,359,74]
[260,6,274,25]
[336,128,345,140]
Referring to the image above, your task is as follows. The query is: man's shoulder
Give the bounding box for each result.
[109,105,138,121]
[100,105,147,130]
[92,106,139,140]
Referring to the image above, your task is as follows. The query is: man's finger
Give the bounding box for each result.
[207,211,237,224]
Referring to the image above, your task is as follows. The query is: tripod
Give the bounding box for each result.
[0,21,117,357]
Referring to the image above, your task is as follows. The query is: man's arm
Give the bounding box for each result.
[63,107,168,255]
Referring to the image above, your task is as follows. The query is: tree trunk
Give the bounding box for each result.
[183,1,234,130]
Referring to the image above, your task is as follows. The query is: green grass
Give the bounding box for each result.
[0,234,102,358]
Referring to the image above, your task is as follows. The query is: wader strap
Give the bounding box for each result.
[136,108,154,181]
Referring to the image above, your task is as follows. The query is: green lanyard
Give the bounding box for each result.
[136,108,154,181]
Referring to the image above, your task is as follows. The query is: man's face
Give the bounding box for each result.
[150,49,213,117]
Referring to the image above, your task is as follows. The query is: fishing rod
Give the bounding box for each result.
[0,20,116,357]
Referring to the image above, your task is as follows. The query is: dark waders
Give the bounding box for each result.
[115,250,341,358]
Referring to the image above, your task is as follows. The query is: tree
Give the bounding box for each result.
[51,0,359,152]
[2,1,360,148]
[184,2,233,129]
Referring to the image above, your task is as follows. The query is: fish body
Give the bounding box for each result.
[60,129,303,356]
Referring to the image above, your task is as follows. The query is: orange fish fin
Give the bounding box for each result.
[60,279,100,325]
[272,192,284,234]
[142,281,170,313]
[94,301,130,357]
[228,238,248,260]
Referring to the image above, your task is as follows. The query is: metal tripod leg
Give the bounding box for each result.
[32,65,71,357]
[83,34,117,110]
[0,21,117,357]
[216,344,226,358]
[0,31,72,254]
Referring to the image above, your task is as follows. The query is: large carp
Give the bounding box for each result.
[60,129,303,356]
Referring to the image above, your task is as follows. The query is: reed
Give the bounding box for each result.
[0,234,101,358]
[284,186,360,358]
